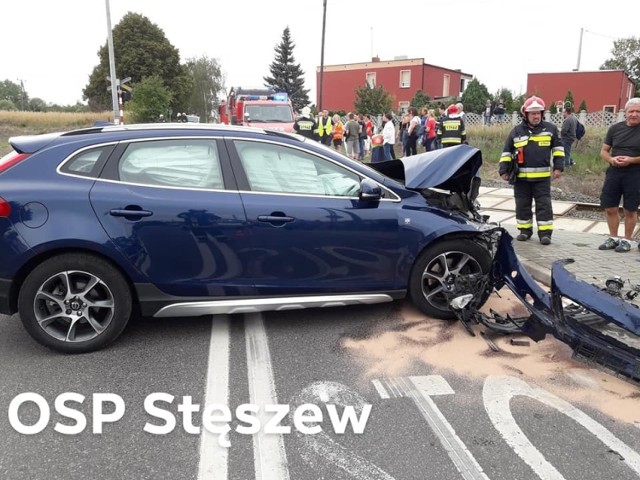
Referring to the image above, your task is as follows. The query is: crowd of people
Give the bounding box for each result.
[292,95,640,252]
[293,102,473,162]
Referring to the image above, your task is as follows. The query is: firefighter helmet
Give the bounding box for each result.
[521,96,545,114]
[447,104,459,115]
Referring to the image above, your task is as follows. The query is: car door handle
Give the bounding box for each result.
[257,215,294,223]
[109,208,153,218]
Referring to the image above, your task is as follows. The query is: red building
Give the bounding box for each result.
[316,57,473,112]
[527,70,636,113]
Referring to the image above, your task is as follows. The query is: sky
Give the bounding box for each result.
[0,0,637,107]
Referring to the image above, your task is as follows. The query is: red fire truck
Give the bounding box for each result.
[218,87,296,132]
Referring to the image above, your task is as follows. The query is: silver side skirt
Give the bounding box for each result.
[153,294,394,318]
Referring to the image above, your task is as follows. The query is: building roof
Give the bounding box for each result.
[317,57,472,78]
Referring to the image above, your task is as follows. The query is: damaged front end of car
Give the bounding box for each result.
[451,228,640,384]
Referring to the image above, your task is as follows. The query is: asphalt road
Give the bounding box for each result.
[1,294,639,480]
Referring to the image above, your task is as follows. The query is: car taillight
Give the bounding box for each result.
[0,197,10,217]
[0,151,30,174]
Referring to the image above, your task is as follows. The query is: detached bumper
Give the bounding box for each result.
[471,229,640,384]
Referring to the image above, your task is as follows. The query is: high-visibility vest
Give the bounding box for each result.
[332,122,343,140]
[317,117,332,137]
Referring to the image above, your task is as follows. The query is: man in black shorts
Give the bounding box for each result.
[598,97,640,252]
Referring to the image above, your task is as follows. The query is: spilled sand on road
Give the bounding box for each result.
[342,290,640,424]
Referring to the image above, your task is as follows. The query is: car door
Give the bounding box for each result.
[89,137,253,297]
[228,138,403,295]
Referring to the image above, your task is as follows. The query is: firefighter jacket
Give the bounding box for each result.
[316,117,332,138]
[436,116,466,147]
[294,117,318,140]
[498,120,564,181]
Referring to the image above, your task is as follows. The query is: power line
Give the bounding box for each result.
[584,29,620,41]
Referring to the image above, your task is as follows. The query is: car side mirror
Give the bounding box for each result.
[359,178,382,201]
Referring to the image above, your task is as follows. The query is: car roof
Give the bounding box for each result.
[9,123,301,154]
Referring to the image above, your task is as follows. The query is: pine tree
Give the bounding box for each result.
[264,27,310,111]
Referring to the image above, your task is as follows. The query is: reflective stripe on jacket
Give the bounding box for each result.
[498,121,564,181]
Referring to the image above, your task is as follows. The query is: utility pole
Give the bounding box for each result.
[17,78,25,110]
[105,0,120,124]
[575,27,584,71]
[318,0,327,111]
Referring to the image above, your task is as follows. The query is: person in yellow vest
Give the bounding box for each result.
[316,109,333,146]
[331,114,344,151]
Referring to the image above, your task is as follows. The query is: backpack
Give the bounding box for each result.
[575,120,585,140]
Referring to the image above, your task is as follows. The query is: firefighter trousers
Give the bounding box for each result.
[514,179,553,238]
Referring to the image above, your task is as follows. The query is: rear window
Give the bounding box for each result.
[60,146,114,178]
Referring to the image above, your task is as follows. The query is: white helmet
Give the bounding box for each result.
[521,96,545,114]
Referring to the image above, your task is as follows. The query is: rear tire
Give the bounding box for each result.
[409,239,492,319]
[18,253,132,353]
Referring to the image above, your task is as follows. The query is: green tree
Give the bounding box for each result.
[600,36,640,88]
[461,78,491,114]
[83,13,191,113]
[28,98,47,112]
[512,93,527,115]
[579,99,587,112]
[0,80,27,109]
[126,75,172,123]
[263,27,310,111]
[184,56,225,123]
[353,84,393,114]
[564,90,575,111]
[0,99,17,111]
[493,88,515,113]
[410,90,431,109]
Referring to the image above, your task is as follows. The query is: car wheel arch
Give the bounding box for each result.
[9,247,139,315]
[408,233,493,319]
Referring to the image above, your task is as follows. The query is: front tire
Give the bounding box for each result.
[409,239,492,319]
[18,253,132,353]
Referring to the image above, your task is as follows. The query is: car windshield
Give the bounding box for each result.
[246,105,294,123]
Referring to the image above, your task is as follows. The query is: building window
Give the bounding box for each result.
[442,74,450,97]
[603,105,616,113]
[398,101,409,112]
[366,72,376,89]
[400,70,411,88]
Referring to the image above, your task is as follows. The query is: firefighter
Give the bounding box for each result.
[436,104,466,148]
[294,107,318,140]
[499,96,564,245]
[315,109,333,146]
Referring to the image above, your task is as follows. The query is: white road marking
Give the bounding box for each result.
[290,382,396,480]
[197,316,230,480]
[245,312,290,480]
[371,379,389,399]
[483,375,640,480]
[403,376,490,480]
[383,377,404,398]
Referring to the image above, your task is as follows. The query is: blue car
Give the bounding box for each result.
[0,124,500,352]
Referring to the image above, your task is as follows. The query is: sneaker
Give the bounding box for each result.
[516,233,530,241]
[615,239,631,253]
[540,236,551,245]
[598,237,619,250]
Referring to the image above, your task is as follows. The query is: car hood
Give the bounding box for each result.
[369,144,483,193]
